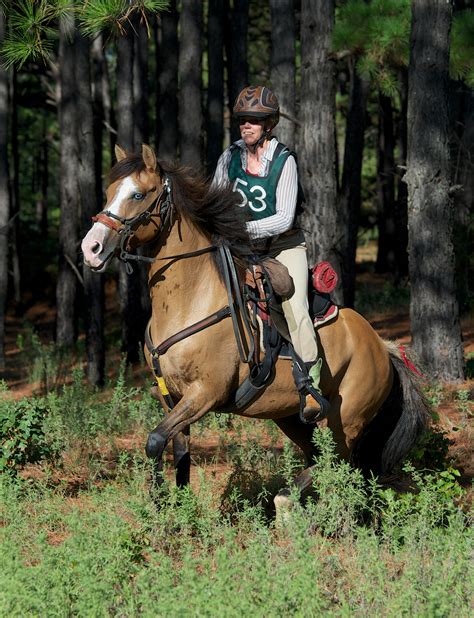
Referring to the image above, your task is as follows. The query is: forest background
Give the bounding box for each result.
[0,2,473,613]
[0,0,473,388]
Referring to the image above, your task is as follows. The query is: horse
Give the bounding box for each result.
[81,144,429,510]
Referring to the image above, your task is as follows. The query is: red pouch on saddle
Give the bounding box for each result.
[312,261,338,293]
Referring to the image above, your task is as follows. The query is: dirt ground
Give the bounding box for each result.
[2,271,473,489]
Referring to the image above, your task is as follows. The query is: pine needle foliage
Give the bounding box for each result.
[1,0,62,69]
[0,0,169,69]
[78,0,169,37]
[333,0,410,97]
[451,9,474,87]
[334,1,474,95]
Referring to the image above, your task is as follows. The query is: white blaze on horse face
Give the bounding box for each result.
[81,176,139,271]
[106,176,139,218]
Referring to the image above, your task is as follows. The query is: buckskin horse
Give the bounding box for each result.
[81,144,429,509]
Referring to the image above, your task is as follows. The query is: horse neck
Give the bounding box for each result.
[148,214,223,298]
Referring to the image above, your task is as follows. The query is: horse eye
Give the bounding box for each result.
[133,192,144,200]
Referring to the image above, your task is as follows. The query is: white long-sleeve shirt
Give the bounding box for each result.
[213,138,298,240]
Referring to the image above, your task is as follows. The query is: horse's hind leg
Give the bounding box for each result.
[273,414,320,520]
[274,413,317,467]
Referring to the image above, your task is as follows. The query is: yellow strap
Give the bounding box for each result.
[156,375,170,396]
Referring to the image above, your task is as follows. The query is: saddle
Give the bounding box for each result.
[223,257,339,422]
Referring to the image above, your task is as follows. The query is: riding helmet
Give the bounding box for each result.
[233,85,280,129]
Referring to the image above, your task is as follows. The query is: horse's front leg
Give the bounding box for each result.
[146,385,216,486]
[172,426,190,487]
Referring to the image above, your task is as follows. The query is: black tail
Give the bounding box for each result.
[353,344,431,475]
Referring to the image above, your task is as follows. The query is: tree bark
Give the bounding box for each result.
[76,32,105,386]
[375,93,396,274]
[117,25,146,363]
[339,58,369,308]
[206,0,225,173]
[178,0,203,168]
[270,0,296,149]
[225,0,248,143]
[34,116,48,237]
[0,10,10,369]
[394,67,409,281]
[405,0,464,381]
[56,15,79,347]
[451,82,474,313]
[10,68,20,307]
[134,16,149,149]
[299,0,343,304]
[92,35,114,156]
[157,0,178,161]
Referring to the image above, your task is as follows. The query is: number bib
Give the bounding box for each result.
[227,143,291,221]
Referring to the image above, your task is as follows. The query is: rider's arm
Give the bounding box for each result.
[246,155,298,239]
[211,148,233,189]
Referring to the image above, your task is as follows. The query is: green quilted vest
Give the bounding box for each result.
[227,143,291,221]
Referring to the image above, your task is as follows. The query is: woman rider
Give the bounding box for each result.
[213,85,329,419]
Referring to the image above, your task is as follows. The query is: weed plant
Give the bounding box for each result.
[0,431,471,617]
[1,339,472,615]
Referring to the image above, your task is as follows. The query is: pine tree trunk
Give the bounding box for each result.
[299,0,343,304]
[270,0,296,149]
[35,117,48,238]
[405,0,464,381]
[225,0,248,143]
[451,83,474,312]
[76,32,105,387]
[56,16,79,347]
[0,10,10,369]
[375,93,396,274]
[92,35,114,156]
[133,16,152,321]
[134,16,149,148]
[92,35,105,215]
[178,0,203,167]
[395,67,409,281]
[10,69,20,307]
[157,0,178,161]
[117,26,145,363]
[206,0,225,173]
[339,59,369,307]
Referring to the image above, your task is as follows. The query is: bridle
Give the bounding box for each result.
[92,166,257,400]
[92,175,174,274]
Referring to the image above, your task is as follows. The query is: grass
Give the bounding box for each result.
[0,436,471,617]
[1,333,473,616]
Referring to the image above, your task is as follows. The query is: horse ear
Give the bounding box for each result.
[115,144,127,162]
[142,144,157,171]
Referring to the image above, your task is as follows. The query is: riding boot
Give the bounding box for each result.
[302,359,330,422]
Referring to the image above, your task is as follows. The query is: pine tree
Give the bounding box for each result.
[0,8,10,368]
[405,0,464,381]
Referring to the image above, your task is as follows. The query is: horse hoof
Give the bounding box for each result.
[274,489,294,527]
[145,431,166,460]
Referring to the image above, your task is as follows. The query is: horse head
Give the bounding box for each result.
[82,144,169,272]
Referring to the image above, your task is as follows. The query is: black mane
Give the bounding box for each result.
[109,154,253,257]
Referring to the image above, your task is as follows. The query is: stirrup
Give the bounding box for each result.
[299,387,330,425]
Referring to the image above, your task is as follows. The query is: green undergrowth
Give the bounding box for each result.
[1,344,473,615]
[0,425,472,617]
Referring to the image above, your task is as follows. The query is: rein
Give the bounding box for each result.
[93,168,257,406]
[146,244,255,366]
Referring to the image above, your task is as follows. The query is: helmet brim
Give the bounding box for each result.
[233,110,275,118]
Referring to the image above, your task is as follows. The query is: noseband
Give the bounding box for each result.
[92,175,174,274]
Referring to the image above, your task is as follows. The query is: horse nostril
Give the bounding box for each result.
[91,241,103,255]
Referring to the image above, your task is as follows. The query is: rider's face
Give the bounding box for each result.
[239,117,266,147]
